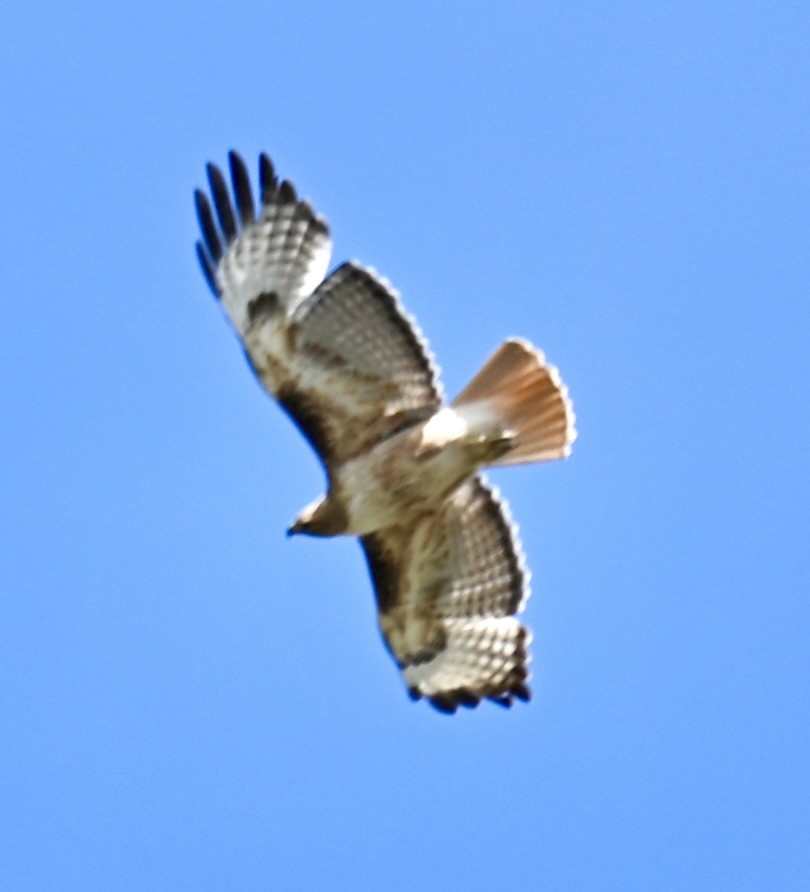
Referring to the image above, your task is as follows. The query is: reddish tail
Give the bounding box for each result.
[452,338,576,466]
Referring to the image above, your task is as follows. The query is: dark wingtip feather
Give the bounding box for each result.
[454,689,482,709]
[206,162,237,243]
[228,150,255,226]
[259,153,277,205]
[195,242,219,297]
[512,682,531,702]
[194,190,222,262]
[293,200,315,222]
[278,179,297,203]
[428,695,458,715]
[489,695,514,709]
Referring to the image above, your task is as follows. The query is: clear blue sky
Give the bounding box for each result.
[1,3,808,889]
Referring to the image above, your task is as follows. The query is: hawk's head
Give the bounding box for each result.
[287,495,348,538]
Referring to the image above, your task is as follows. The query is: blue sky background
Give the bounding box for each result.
[1,3,808,889]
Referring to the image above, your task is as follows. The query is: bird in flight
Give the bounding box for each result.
[194,152,576,713]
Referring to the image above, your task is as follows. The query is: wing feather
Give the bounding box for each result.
[361,477,531,713]
[259,153,278,203]
[194,190,222,263]
[228,150,255,226]
[196,152,442,469]
[195,240,219,298]
[200,152,331,330]
[206,162,238,243]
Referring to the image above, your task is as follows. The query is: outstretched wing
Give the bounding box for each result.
[195,152,443,469]
[361,477,532,713]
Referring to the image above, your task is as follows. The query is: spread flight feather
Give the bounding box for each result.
[195,151,576,713]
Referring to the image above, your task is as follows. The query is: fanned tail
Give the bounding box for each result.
[452,338,576,466]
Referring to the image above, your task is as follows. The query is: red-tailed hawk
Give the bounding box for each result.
[195,151,576,713]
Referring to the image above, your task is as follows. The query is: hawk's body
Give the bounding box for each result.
[195,152,576,713]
